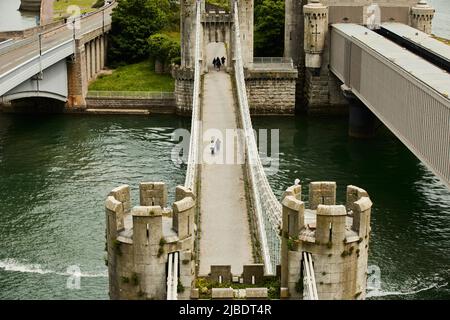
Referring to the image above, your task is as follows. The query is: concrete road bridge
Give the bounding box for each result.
[0,1,116,107]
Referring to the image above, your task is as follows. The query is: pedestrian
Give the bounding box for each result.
[213,57,217,68]
[210,138,215,155]
[216,58,222,71]
[221,56,226,66]
[215,138,221,152]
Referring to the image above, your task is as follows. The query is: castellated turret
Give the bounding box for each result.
[236,0,254,67]
[280,182,372,300]
[181,0,202,68]
[303,0,329,69]
[410,0,435,35]
[105,183,196,300]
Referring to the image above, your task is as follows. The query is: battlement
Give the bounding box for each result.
[280,181,372,300]
[202,12,232,23]
[105,182,196,300]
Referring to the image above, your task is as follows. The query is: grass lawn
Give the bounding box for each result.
[433,35,450,46]
[53,0,98,19]
[89,60,175,92]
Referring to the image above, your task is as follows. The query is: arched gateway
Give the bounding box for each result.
[174,0,297,116]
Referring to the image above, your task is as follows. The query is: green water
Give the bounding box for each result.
[0,113,449,299]
[253,116,450,300]
[0,114,189,299]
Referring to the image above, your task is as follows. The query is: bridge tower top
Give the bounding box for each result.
[180,0,254,69]
[411,0,435,34]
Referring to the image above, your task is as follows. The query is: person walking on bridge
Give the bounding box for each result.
[215,138,221,153]
[210,137,215,155]
[221,56,226,66]
[216,57,222,71]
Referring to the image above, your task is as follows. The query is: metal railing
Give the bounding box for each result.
[87,91,174,99]
[184,0,202,191]
[0,1,116,68]
[0,1,116,96]
[302,252,319,300]
[166,252,179,300]
[233,0,282,275]
[253,57,293,64]
[251,57,294,69]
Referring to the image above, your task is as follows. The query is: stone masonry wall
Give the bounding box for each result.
[304,69,348,114]
[174,68,195,116]
[85,97,176,114]
[286,0,422,113]
[245,69,298,115]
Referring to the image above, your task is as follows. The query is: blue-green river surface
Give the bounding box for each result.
[0,113,449,299]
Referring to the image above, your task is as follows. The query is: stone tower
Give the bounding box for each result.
[236,0,254,67]
[303,0,328,69]
[410,0,435,35]
[176,0,255,114]
[280,182,372,299]
[180,0,200,68]
[105,183,196,300]
[284,0,434,113]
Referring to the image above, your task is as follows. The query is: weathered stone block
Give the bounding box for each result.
[211,288,234,299]
[210,265,232,284]
[242,264,265,285]
[245,288,268,299]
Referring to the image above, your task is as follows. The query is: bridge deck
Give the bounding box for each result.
[380,22,450,63]
[330,23,450,188]
[0,3,114,97]
[198,51,253,276]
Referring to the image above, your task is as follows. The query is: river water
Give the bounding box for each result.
[0,113,448,299]
[0,114,189,299]
[0,0,38,32]
[429,0,450,39]
[0,0,449,301]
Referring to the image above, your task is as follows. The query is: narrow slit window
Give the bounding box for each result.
[329,222,333,242]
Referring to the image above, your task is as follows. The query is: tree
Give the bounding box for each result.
[254,0,285,57]
[148,33,180,73]
[108,0,170,65]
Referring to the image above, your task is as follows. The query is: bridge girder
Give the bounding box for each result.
[1,59,68,103]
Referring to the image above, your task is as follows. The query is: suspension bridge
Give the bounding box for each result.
[183,0,307,293]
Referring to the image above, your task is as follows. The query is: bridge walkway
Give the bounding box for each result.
[198,43,253,276]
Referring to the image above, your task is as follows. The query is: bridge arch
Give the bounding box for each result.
[1,59,68,104]
[201,10,233,71]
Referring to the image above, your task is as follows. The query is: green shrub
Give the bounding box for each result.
[92,0,104,9]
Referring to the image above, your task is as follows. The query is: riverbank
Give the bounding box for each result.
[0,93,177,115]
[89,60,175,92]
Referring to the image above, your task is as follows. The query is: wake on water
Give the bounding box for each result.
[1,258,447,297]
[366,281,448,298]
[0,258,107,278]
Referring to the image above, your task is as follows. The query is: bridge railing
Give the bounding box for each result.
[251,57,294,70]
[232,1,282,275]
[302,252,319,300]
[184,0,202,191]
[0,1,116,62]
[166,252,179,300]
[87,91,174,99]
